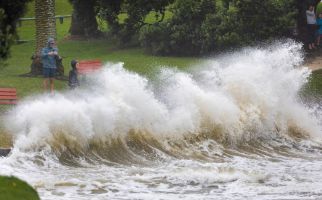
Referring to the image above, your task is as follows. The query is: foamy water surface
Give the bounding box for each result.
[1,41,322,200]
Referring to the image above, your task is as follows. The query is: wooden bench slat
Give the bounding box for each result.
[77,60,102,75]
[79,64,102,66]
[0,91,16,93]
[79,60,101,63]
[78,70,99,74]
[78,65,102,68]
[0,92,17,95]
[0,92,17,97]
[78,67,101,70]
[0,96,17,100]
[0,96,16,98]
[78,64,102,67]
[0,101,17,105]
[0,88,16,92]
[0,88,17,105]
[79,62,102,65]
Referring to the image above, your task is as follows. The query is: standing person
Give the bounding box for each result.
[41,38,59,93]
[68,60,80,89]
[306,5,317,50]
[316,13,322,46]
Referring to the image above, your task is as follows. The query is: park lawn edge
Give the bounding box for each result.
[0,176,40,200]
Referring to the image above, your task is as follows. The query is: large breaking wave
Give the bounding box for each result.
[3,41,322,165]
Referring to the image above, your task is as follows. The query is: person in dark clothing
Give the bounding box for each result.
[68,60,80,89]
[306,5,317,50]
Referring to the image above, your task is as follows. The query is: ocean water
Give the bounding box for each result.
[1,41,322,200]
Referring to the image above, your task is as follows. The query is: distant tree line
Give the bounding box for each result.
[69,0,319,56]
[0,0,31,63]
[1,0,322,62]
[68,0,174,45]
[139,0,298,56]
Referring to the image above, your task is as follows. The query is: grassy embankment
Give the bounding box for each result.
[0,176,40,200]
[0,1,321,198]
[1,2,195,199]
[0,1,197,146]
[3,0,321,97]
[1,1,195,97]
[1,0,322,144]
[305,69,322,96]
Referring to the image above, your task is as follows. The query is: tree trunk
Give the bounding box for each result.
[28,0,64,77]
[69,0,100,38]
[35,0,56,54]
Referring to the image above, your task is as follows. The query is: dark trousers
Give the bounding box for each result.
[307,24,317,44]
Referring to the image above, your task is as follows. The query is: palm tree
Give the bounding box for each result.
[30,0,57,76]
[35,0,56,54]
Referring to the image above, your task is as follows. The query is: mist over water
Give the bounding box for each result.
[1,41,322,200]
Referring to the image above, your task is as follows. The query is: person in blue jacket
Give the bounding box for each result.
[41,38,59,93]
[317,13,322,46]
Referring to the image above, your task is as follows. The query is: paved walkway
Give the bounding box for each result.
[305,50,322,71]
[306,57,322,71]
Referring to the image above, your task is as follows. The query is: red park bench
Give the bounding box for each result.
[0,88,16,157]
[77,60,102,75]
[0,88,17,105]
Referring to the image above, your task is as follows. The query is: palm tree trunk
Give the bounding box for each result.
[29,0,57,76]
[35,0,56,54]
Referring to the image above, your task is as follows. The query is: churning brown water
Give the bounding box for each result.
[1,42,322,200]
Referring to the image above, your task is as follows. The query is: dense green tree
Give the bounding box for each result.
[140,0,299,56]
[233,0,297,43]
[201,6,241,53]
[168,0,217,55]
[98,0,173,45]
[69,0,100,38]
[98,0,123,35]
[0,0,31,63]
[140,0,217,56]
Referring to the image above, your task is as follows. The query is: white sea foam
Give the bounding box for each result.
[1,41,322,200]
[4,41,321,151]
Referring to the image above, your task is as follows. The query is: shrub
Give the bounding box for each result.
[0,0,31,63]
[139,0,297,56]
[233,0,297,42]
[201,7,242,52]
[140,0,217,56]
[139,23,171,55]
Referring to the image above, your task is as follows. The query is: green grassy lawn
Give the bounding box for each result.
[1,38,198,98]
[1,1,320,198]
[2,0,196,98]
[304,69,322,96]
[0,0,197,149]
[1,0,321,140]
[0,176,40,200]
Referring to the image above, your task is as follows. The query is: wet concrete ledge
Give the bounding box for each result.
[0,148,11,157]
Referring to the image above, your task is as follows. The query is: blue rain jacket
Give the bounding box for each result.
[41,40,58,69]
